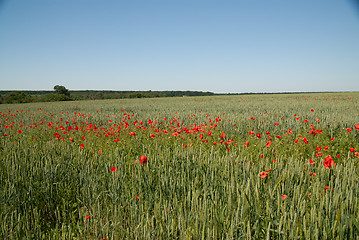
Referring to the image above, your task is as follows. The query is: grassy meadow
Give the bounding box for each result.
[1,93,359,239]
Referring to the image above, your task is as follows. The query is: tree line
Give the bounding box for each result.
[0,85,215,104]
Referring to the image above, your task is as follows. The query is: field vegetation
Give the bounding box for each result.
[1,93,359,239]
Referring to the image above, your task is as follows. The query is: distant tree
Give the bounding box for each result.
[129,92,143,98]
[37,93,70,102]
[54,85,70,96]
[3,91,33,104]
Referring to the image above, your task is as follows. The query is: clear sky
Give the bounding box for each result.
[0,0,358,93]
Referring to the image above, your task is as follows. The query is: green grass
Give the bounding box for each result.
[1,93,359,239]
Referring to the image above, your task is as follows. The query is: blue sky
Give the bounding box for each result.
[0,0,358,93]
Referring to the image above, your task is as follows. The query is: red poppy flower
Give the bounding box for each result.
[355,124,359,130]
[323,155,336,169]
[276,135,281,140]
[220,132,226,139]
[337,154,341,158]
[266,141,272,147]
[99,150,103,153]
[80,144,84,149]
[346,128,352,133]
[245,141,249,148]
[311,109,314,112]
[140,155,147,164]
[315,152,323,157]
[111,167,117,172]
[303,138,308,144]
[256,133,261,138]
[294,139,298,144]
[282,195,288,200]
[266,131,270,135]
[259,171,268,178]
[309,159,315,164]
[350,148,355,152]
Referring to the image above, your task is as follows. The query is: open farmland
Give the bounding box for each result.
[1,93,359,239]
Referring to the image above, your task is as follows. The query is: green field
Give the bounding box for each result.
[1,93,359,239]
